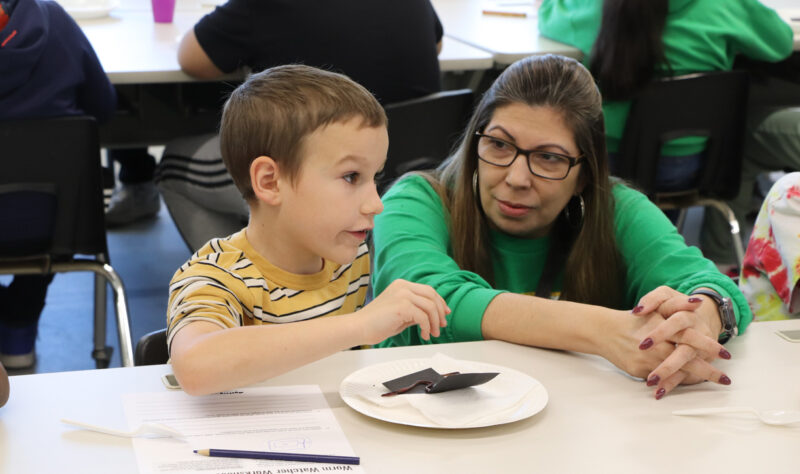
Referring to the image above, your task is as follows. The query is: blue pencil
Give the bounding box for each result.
[194,448,360,465]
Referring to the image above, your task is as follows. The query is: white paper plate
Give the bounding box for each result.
[58,0,119,20]
[339,357,548,429]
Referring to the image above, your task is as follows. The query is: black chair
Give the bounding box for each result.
[134,328,169,366]
[381,89,475,193]
[0,116,134,367]
[615,71,750,265]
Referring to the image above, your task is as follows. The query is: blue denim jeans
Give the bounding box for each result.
[609,152,704,192]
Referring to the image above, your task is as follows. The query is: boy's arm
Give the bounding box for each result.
[170,279,448,396]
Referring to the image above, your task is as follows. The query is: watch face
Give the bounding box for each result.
[720,297,737,335]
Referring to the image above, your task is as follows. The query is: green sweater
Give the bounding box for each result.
[537,0,794,155]
[373,175,752,347]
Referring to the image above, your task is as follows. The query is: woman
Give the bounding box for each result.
[537,0,796,265]
[372,55,750,399]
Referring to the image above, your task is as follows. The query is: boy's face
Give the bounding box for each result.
[277,118,387,270]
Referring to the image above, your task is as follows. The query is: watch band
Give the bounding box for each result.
[690,289,738,344]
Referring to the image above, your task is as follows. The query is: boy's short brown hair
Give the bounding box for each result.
[220,64,387,202]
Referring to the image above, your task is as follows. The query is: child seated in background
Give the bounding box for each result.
[166,65,449,395]
[0,0,116,369]
[740,172,800,320]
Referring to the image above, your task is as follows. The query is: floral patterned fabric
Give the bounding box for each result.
[0,0,17,31]
[740,172,800,320]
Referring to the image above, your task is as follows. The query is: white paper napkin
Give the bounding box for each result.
[343,353,537,427]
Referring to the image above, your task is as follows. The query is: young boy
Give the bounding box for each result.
[167,65,449,395]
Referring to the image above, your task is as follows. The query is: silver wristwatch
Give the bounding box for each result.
[690,289,737,344]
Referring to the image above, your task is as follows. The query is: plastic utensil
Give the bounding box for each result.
[61,418,185,438]
[672,407,800,426]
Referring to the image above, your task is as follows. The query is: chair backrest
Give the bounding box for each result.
[0,116,107,259]
[616,71,750,200]
[381,89,474,193]
[134,328,169,366]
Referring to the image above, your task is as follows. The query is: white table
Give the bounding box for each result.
[432,0,799,66]
[432,0,583,65]
[2,320,799,473]
[73,0,494,84]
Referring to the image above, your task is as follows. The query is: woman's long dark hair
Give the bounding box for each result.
[589,0,670,101]
[418,55,625,309]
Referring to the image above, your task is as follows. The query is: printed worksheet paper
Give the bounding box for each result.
[123,385,364,474]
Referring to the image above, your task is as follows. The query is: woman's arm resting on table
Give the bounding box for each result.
[482,289,731,400]
[482,293,678,380]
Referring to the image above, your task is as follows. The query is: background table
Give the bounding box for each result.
[70,0,496,144]
[432,0,799,67]
[432,0,582,65]
[2,320,799,473]
[75,0,494,84]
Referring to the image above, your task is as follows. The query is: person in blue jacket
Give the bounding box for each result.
[0,0,116,369]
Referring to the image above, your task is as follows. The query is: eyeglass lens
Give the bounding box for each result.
[476,135,573,179]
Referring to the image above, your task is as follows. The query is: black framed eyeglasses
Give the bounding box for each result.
[474,132,584,180]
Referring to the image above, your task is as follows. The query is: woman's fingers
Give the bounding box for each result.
[647,347,732,398]
[644,343,696,386]
[639,312,728,360]
[653,370,686,400]
[631,285,675,315]
[633,286,704,319]
[673,327,731,360]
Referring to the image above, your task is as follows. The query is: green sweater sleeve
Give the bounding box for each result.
[612,184,753,334]
[729,0,794,62]
[372,175,503,346]
[537,0,599,59]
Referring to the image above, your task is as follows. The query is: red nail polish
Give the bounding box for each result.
[639,337,654,350]
[719,374,731,385]
[655,388,666,400]
[688,297,703,303]
[646,375,660,387]
[631,305,644,314]
[719,348,731,359]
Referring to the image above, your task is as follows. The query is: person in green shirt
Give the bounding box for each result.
[537,0,797,266]
[373,54,750,400]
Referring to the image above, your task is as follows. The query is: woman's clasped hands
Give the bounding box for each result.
[626,286,732,400]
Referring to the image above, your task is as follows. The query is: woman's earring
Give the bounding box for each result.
[564,194,585,230]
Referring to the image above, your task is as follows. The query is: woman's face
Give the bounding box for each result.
[477,103,584,239]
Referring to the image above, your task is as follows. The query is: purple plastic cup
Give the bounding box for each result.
[151,0,176,23]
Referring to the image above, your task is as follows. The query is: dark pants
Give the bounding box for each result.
[0,274,54,328]
[108,148,156,184]
[609,152,704,192]
[609,152,704,223]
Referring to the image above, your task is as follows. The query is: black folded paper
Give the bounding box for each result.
[382,368,499,396]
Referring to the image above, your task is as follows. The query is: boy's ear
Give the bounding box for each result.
[250,155,282,205]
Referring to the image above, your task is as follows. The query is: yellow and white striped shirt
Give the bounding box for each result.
[166,230,370,351]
